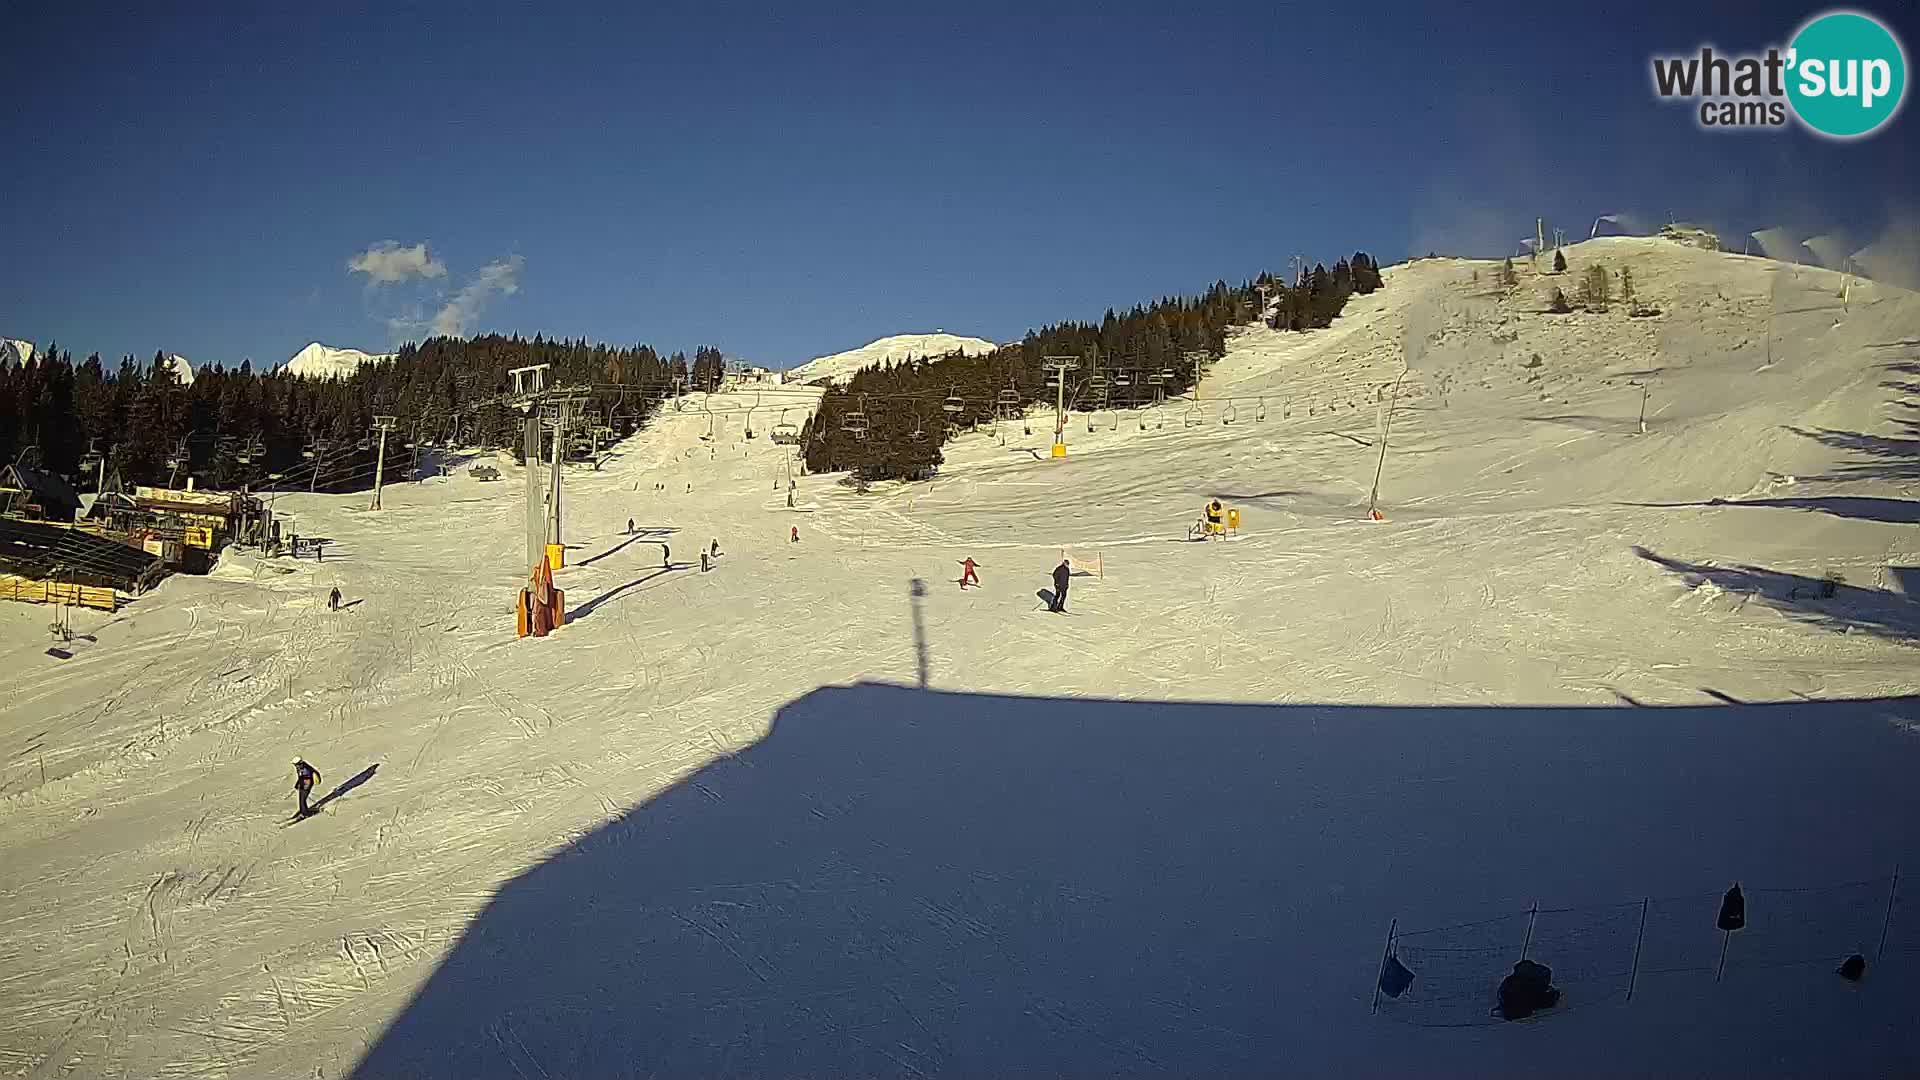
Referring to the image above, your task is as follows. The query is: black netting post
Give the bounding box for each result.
[1626,896,1650,1003]
[1371,918,1397,1015]
[1877,865,1900,962]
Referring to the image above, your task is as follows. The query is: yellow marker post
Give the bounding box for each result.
[1051,443,1067,458]
[546,543,565,571]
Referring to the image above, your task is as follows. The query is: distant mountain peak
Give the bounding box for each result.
[160,353,195,385]
[284,342,394,379]
[784,332,997,385]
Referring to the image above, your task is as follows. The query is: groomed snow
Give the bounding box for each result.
[783,331,997,385]
[2,238,1918,1077]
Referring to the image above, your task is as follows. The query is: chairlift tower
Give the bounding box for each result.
[541,387,591,554]
[369,415,397,510]
[1042,356,1079,458]
[508,364,550,574]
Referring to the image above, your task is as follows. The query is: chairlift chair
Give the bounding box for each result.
[1255,398,1267,422]
[771,408,800,444]
[842,398,871,440]
[942,387,965,415]
[1222,402,1238,425]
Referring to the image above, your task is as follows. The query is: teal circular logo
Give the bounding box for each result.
[1786,11,1907,138]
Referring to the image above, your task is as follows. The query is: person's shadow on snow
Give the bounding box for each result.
[310,764,380,814]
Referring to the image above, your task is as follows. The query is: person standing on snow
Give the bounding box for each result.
[790,526,799,544]
[627,518,635,535]
[1051,558,1071,612]
[710,538,721,558]
[661,542,671,569]
[960,558,980,589]
[293,759,321,818]
[700,550,711,572]
[328,587,341,611]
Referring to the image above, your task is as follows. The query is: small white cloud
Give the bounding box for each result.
[347,240,448,284]
[429,255,524,338]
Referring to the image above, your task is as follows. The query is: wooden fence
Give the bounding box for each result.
[0,574,120,612]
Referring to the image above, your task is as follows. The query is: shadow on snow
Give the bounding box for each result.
[352,684,1920,1078]
[1626,495,1920,526]
[1635,546,1920,643]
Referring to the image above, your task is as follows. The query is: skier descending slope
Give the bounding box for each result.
[292,759,321,820]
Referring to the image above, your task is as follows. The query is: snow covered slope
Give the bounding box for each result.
[283,341,395,379]
[0,338,31,366]
[784,331,996,384]
[2,238,1918,1078]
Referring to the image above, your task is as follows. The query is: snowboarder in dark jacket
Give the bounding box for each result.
[293,759,321,817]
[1051,559,1071,612]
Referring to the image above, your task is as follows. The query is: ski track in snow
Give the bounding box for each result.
[1,239,1918,1077]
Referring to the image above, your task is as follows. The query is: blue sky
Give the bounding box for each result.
[1,2,1913,370]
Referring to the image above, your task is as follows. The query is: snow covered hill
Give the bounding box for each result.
[783,331,996,385]
[0,338,31,367]
[283,341,395,379]
[3,237,1918,1078]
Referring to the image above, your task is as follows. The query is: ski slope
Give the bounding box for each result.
[3,238,1919,1077]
